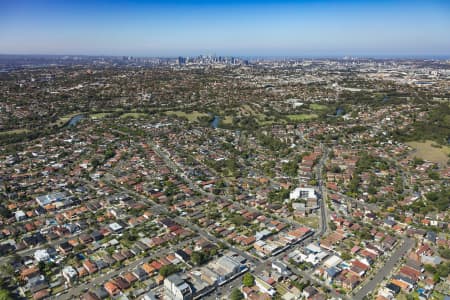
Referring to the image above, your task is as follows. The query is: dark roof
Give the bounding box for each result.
[386,283,401,294]
[113,276,130,290]
[0,243,14,255]
[93,287,109,299]
[59,241,73,251]
[95,260,109,270]
[175,249,190,261]
[393,274,415,286]
[91,231,104,241]
[82,291,100,300]
[132,267,148,280]
[159,218,177,228]
[426,231,437,243]
[23,233,46,246]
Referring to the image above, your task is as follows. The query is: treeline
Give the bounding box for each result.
[0,128,58,154]
[394,103,450,144]
[407,189,449,214]
[257,133,288,152]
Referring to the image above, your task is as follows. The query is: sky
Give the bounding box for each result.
[0,0,450,57]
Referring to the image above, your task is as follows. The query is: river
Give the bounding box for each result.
[211,116,220,128]
[67,114,85,127]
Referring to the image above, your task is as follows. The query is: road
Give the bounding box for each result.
[152,143,301,228]
[107,128,413,300]
[0,229,89,265]
[353,237,415,300]
[151,131,344,298]
[315,145,329,237]
[102,168,261,267]
[284,259,350,300]
[333,190,380,212]
[56,237,195,300]
[203,272,244,300]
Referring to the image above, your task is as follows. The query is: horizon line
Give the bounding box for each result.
[1,53,450,60]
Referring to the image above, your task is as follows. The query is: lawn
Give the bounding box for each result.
[275,283,289,296]
[119,112,148,119]
[164,110,209,122]
[0,128,30,136]
[221,115,234,124]
[295,215,319,229]
[90,112,111,119]
[287,114,318,121]
[309,103,328,111]
[407,140,450,165]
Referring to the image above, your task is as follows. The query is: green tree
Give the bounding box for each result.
[341,252,352,260]
[190,251,212,266]
[230,288,244,300]
[424,264,436,274]
[0,289,12,300]
[329,222,337,231]
[159,264,179,277]
[427,171,440,180]
[438,248,450,260]
[436,262,450,278]
[242,272,255,287]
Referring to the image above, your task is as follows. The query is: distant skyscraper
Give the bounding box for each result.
[177,56,186,65]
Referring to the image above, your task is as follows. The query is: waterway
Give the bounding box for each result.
[335,107,345,116]
[67,114,85,127]
[211,116,220,128]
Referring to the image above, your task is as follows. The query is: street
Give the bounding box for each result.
[353,237,415,300]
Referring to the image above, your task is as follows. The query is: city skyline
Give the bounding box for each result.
[1,0,450,57]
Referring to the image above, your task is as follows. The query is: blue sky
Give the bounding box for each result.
[0,0,449,57]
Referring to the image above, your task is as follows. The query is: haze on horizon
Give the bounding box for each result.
[1,0,450,58]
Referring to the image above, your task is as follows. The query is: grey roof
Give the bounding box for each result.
[326,266,341,278]
[166,273,184,286]
[93,286,109,299]
[393,274,415,286]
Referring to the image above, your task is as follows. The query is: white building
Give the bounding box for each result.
[34,249,50,262]
[255,276,276,297]
[164,274,193,300]
[323,255,343,269]
[35,192,67,206]
[15,210,26,222]
[290,187,317,200]
[208,255,241,283]
[108,222,123,232]
[272,260,291,276]
[62,266,78,284]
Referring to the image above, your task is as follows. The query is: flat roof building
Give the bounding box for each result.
[164,274,193,300]
[35,192,67,207]
[290,187,317,200]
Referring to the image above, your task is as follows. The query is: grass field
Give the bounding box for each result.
[295,215,319,229]
[287,113,318,121]
[309,103,328,110]
[407,140,450,165]
[90,112,111,119]
[164,111,209,122]
[0,128,30,136]
[258,119,286,125]
[119,112,148,119]
[221,115,233,124]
